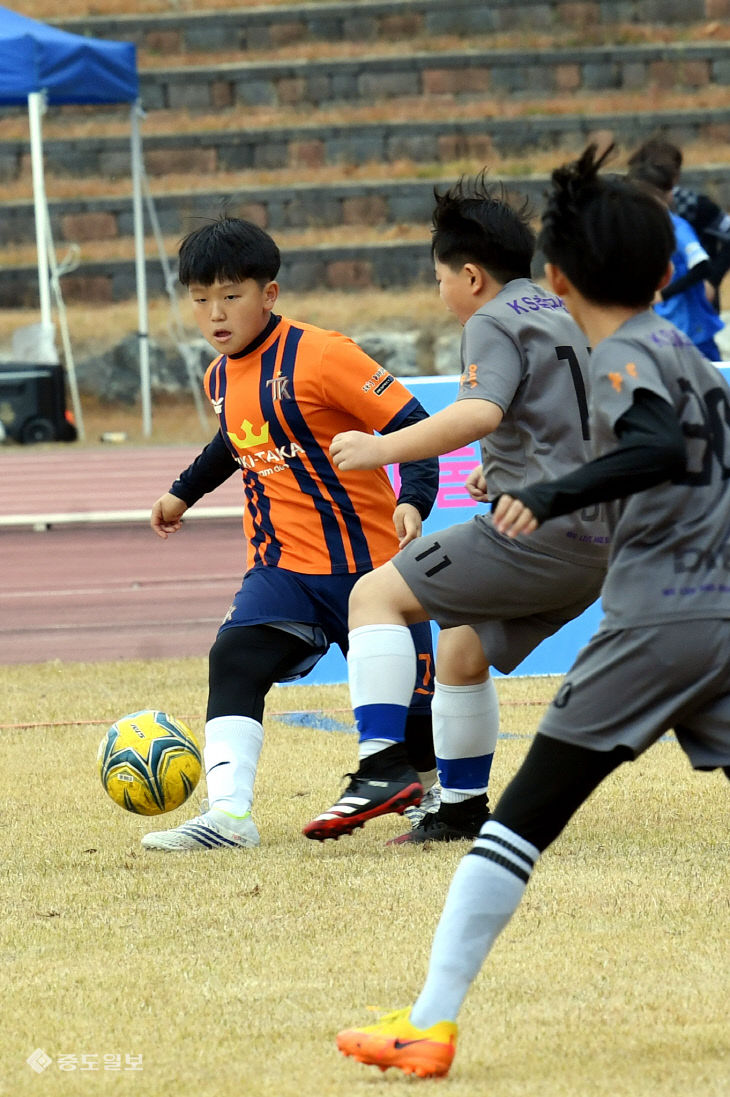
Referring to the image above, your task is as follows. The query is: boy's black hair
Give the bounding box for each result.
[431,171,535,284]
[627,138,683,187]
[538,144,675,309]
[178,216,281,287]
[626,155,676,198]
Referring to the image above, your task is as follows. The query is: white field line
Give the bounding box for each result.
[0,506,240,529]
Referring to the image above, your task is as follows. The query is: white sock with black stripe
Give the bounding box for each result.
[410,820,539,1028]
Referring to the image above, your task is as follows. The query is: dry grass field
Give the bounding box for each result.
[1,662,728,1097]
[2,6,729,1091]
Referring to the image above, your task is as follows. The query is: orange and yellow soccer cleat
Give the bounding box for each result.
[336,1007,457,1078]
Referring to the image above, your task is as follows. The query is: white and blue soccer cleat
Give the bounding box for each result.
[141,807,259,851]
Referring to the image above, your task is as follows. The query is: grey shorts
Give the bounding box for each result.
[393,516,605,674]
[538,617,730,770]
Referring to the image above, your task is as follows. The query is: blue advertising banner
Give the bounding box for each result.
[296,365,730,684]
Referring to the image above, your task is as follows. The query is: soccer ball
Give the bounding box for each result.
[98,710,202,815]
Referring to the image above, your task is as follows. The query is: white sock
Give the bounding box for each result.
[203,715,263,817]
[410,821,539,1027]
[432,677,499,803]
[359,737,399,761]
[347,624,416,761]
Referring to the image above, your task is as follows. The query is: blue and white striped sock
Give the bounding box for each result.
[432,677,499,803]
[347,624,416,761]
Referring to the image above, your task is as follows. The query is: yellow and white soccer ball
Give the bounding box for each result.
[98,710,202,815]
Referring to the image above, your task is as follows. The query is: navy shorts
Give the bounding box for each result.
[218,566,433,707]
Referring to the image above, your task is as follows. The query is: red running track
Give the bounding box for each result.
[0,446,246,665]
[0,444,241,522]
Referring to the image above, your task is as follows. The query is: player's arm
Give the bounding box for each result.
[660,222,719,302]
[492,389,687,538]
[169,431,239,505]
[383,403,440,524]
[150,431,238,539]
[330,398,502,470]
[659,257,723,302]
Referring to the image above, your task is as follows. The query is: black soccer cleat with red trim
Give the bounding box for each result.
[303,744,422,841]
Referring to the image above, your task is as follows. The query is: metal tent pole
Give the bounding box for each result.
[27,90,55,355]
[131,101,152,437]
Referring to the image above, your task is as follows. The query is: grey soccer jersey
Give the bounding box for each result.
[589,310,730,626]
[457,277,609,566]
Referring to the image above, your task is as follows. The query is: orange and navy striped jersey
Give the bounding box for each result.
[204,316,422,575]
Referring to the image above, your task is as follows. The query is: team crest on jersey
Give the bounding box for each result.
[608,362,638,393]
[228,419,270,449]
[266,376,291,401]
[227,426,305,471]
[460,364,478,389]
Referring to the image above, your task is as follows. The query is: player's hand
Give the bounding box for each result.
[464,465,488,502]
[492,493,539,538]
[150,492,188,539]
[393,502,422,548]
[330,430,384,470]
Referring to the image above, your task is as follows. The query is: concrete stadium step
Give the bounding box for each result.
[2,104,729,189]
[4,161,730,253]
[0,236,435,308]
[2,36,725,124]
[118,42,730,114]
[3,164,730,308]
[55,0,532,52]
[9,0,730,320]
[53,0,729,55]
[52,21,729,71]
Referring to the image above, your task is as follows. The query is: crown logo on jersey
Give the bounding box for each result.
[228,419,270,449]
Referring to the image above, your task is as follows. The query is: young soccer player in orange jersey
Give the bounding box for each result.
[141,217,438,851]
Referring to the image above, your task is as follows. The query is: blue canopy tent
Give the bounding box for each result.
[0,7,153,436]
[0,5,137,104]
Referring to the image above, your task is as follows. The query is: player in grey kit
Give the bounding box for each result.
[335,144,730,1079]
[303,172,609,844]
